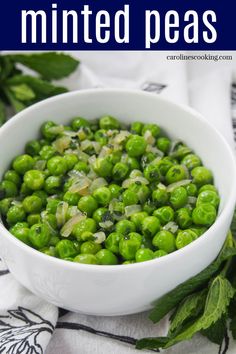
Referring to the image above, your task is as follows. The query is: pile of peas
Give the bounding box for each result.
[0,115,220,265]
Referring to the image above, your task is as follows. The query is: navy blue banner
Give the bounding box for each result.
[0,0,235,50]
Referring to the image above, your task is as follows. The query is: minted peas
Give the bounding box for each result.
[0,115,220,265]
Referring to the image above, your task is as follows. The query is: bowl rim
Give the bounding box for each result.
[0,88,236,272]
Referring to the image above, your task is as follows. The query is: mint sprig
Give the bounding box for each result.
[0,52,79,125]
[137,222,236,351]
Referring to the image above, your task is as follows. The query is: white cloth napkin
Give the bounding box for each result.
[0,51,235,354]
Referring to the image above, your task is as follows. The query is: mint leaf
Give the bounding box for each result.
[201,315,227,345]
[7,52,79,80]
[136,336,169,350]
[7,75,67,101]
[165,276,234,348]
[9,84,35,102]
[4,88,26,112]
[169,289,207,335]
[0,98,6,126]
[149,233,236,323]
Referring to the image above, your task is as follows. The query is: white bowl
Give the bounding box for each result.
[0,89,236,316]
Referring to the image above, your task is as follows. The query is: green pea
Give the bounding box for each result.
[74,161,89,174]
[28,223,51,249]
[22,195,42,214]
[170,143,192,160]
[142,123,161,138]
[112,162,129,181]
[49,235,60,246]
[130,211,148,231]
[185,183,198,197]
[25,140,41,156]
[165,165,188,184]
[46,199,61,214]
[191,167,213,186]
[27,214,41,226]
[44,176,62,194]
[170,187,188,209]
[7,205,26,225]
[176,230,197,249]
[153,206,174,225]
[156,137,171,154]
[156,157,175,176]
[99,116,120,130]
[78,195,98,216]
[0,198,13,216]
[141,216,161,238]
[110,200,125,219]
[94,129,108,146]
[198,184,218,194]
[189,226,207,237]
[122,260,136,264]
[13,154,34,175]
[130,121,143,135]
[175,208,192,229]
[141,152,156,169]
[152,188,168,207]
[4,170,21,187]
[47,156,68,176]
[55,239,78,259]
[122,189,139,206]
[197,190,220,209]
[109,184,122,199]
[93,157,113,178]
[109,150,122,165]
[119,232,142,260]
[143,200,156,215]
[154,249,168,258]
[93,187,111,206]
[92,208,110,223]
[41,121,60,140]
[152,230,176,253]
[192,203,217,226]
[71,117,90,131]
[125,135,147,157]
[10,223,30,244]
[32,190,48,206]
[144,164,160,183]
[81,241,102,255]
[105,232,122,254]
[73,218,97,240]
[116,220,136,235]
[181,154,202,170]
[136,248,154,262]
[41,246,56,257]
[24,170,45,191]
[80,231,94,241]
[39,145,56,160]
[63,191,80,206]
[64,154,79,170]
[0,180,18,198]
[74,254,98,264]
[20,183,32,197]
[129,183,150,204]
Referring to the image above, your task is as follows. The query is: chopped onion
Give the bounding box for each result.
[129,169,143,178]
[63,130,78,138]
[169,140,182,154]
[77,150,90,162]
[166,179,191,193]
[68,170,85,179]
[80,140,93,152]
[89,178,108,193]
[157,183,167,191]
[146,145,164,157]
[56,202,69,228]
[163,221,179,234]
[60,213,86,238]
[41,211,57,235]
[53,136,71,154]
[34,160,47,171]
[99,220,114,229]
[11,200,22,206]
[69,177,91,194]
[112,130,130,145]
[88,155,97,166]
[125,205,141,217]
[99,145,113,158]
[122,176,149,188]
[47,125,64,135]
[188,196,197,204]
[94,231,106,244]
[144,130,155,145]
[151,156,162,165]
[87,169,97,180]
[181,164,190,179]
[77,129,87,141]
